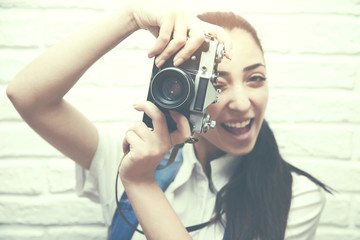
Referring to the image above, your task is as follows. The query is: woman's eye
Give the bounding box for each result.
[213,79,226,90]
[249,75,266,82]
[213,83,226,91]
[213,83,223,89]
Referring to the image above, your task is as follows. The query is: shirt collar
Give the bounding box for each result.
[182,143,239,192]
[209,153,239,191]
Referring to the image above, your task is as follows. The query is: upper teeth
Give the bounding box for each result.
[224,120,251,128]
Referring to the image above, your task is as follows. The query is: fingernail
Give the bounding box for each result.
[173,57,184,67]
[156,58,165,68]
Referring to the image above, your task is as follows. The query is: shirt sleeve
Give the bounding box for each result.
[285,173,326,240]
[75,127,124,225]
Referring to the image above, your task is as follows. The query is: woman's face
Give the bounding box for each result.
[194,28,268,161]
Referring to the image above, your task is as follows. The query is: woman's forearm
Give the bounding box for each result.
[124,181,192,240]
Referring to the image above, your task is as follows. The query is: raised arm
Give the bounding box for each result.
[6,5,139,169]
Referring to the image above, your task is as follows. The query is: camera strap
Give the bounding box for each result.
[156,136,198,170]
[155,144,182,170]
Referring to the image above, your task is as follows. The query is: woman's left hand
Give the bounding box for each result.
[128,0,232,67]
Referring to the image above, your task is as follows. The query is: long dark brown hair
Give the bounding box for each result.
[197,12,332,240]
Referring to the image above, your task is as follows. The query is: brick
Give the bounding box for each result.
[266,91,360,123]
[292,16,360,54]
[42,9,106,46]
[0,226,108,240]
[0,0,108,9]
[241,0,360,15]
[319,194,351,227]
[356,67,360,91]
[0,159,46,195]
[265,55,357,89]
[0,49,43,84]
[287,158,360,192]
[243,15,360,54]
[40,0,108,10]
[0,226,107,240]
[355,197,360,228]
[354,129,360,161]
[243,15,292,54]
[0,122,62,157]
[0,9,44,47]
[0,195,104,225]
[46,158,77,193]
[47,226,107,240]
[271,124,353,159]
[0,0,41,8]
[0,226,45,240]
[180,0,360,15]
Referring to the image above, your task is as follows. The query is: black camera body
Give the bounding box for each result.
[143,35,224,133]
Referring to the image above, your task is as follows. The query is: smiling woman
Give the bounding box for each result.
[6,1,332,240]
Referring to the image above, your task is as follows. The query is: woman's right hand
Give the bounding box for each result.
[119,101,191,186]
[126,0,232,67]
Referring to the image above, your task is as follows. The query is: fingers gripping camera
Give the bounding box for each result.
[143,34,225,134]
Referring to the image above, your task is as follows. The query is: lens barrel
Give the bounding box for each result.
[150,67,194,110]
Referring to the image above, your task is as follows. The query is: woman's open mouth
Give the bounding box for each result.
[221,119,254,136]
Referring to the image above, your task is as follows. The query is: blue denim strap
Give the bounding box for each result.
[223,230,227,240]
[108,148,184,240]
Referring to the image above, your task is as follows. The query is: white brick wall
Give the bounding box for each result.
[1,0,359,239]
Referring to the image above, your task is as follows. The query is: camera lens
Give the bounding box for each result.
[162,77,182,101]
[151,67,194,110]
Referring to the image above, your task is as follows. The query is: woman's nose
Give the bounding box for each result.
[226,85,251,112]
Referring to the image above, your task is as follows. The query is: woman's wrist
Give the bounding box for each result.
[120,2,142,33]
[120,174,158,190]
[121,177,191,240]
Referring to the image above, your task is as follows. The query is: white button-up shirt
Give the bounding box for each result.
[76,128,325,239]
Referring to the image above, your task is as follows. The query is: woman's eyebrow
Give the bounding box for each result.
[243,63,266,72]
[218,71,230,76]
[218,63,266,76]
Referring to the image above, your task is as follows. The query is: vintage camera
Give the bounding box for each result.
[143,34,224,133]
